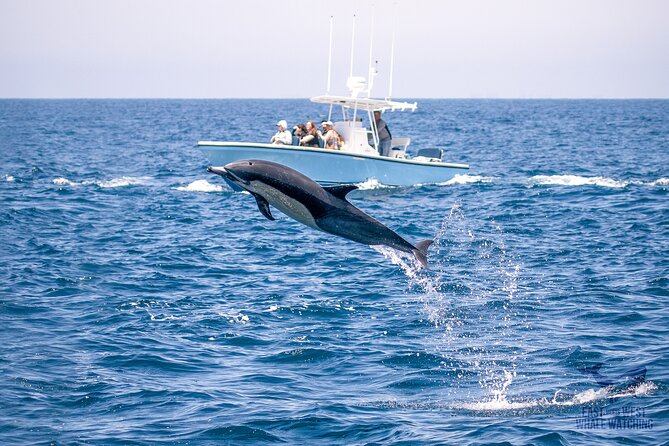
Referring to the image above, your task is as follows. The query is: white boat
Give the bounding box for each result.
[198,16,469,188]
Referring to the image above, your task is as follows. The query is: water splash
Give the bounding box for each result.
[359,380,657,413]
[455,380,657,412]
[375,203,525,403]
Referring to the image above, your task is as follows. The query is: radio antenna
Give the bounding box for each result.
[367,12,375,97]
[326,16,334,94]
[349,14,356,79]
[387,5,398,100]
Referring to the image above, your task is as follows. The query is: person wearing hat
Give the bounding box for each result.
[322,121,342,150]
[270,120,292,145]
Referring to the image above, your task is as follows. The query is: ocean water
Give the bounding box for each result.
[1,99,668,445]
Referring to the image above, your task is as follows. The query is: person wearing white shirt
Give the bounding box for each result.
[270,120,292,145]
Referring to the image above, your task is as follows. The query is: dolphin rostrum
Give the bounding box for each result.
[208,160,433,267]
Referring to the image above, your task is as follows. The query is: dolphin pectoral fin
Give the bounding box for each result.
[412,239,434,268]
[323,184,358,200]
[252,193,275,221]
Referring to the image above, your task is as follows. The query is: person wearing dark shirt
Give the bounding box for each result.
[300,121,321,147]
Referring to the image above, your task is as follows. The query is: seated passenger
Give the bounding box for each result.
[292,124,306,146]
[322,121,342,150]
[270,120,292,145]
[319,121,328,147]
[300,121,321,148]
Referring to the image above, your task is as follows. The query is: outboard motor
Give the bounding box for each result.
[415,148,443,161]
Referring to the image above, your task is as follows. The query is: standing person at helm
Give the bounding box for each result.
[374,111,392,156]
[270,120,292,145]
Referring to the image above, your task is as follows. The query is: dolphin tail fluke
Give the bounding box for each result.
[412,240,434,268]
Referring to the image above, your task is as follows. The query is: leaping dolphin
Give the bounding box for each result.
[208,160,433,267]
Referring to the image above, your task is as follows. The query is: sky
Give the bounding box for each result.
[1,0,668,99]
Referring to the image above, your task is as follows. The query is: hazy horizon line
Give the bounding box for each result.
[2,96,668,101]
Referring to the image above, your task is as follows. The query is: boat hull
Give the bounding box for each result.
[198,142,468,186]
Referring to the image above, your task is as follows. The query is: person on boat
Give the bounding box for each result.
[319,121,328,147]
[270,120,292,145]
[291,124,306,146]
[322,121,342,150]
[374,110,392,156]
[300,121,321,148]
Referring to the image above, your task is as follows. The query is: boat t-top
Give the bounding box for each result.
[199,15,469,187]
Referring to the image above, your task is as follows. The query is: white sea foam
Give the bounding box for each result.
[5,175,15,182]
[438,174,493,186]
[649,177,669,187]
[176,179,224,193]
[529,174,628,188]
[355,178,392,190]
[148,313,178,322]
[96,176,153,188]
[53,177,80,186]
[218,311,250,324]
[53,176,153,188]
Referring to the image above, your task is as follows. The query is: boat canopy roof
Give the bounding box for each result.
[310,95,417,113]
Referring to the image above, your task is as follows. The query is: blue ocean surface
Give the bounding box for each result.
[1,99,668,445]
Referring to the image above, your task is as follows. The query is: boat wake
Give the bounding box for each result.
[354,178,393,190]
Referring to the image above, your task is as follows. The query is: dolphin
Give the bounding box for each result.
[579,363,647,389]
[208,159,433,267]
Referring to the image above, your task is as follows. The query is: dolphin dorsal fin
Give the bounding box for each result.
[323,184,358,200]
[252,193,275,221]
